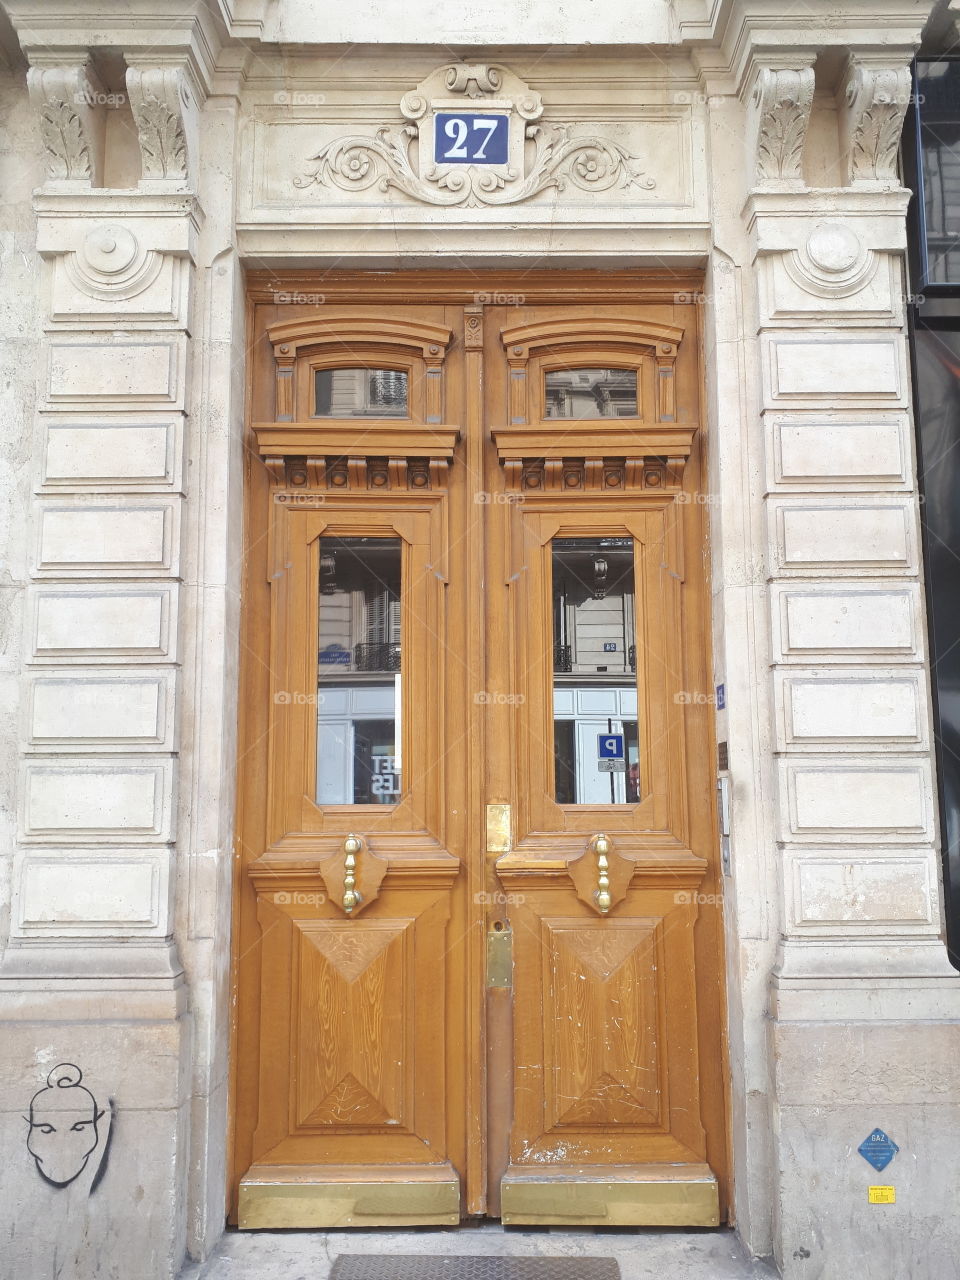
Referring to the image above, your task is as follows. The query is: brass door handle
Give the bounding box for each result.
[342,833,363,914]
[569,833,629,915]
[318,832,388,918]
[594,833,612,914]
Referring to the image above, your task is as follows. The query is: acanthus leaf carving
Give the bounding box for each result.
[38,97,91,180]
[294,62,655,208]
[842,62,911,183]
[751,66,815,183]
[27,63,105,184]
[134,93,188,178]
[125,65,197,184]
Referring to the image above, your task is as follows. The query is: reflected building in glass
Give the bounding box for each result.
[316,536,402,804]
[552,537,640,804]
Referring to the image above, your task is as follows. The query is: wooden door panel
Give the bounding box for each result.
[249,883,452,1168]
[296,919,409,1128]
[544,917,661,1131]
[506,886,706,1168]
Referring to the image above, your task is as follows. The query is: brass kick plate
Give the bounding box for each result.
[485,803,511,853]
[499,1163,719,1227]
[238,1165,460,1228]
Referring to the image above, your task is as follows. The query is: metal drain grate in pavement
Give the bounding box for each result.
[330,1259,620,1280]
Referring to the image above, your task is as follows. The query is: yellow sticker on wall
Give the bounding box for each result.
[868,1186,896,1204]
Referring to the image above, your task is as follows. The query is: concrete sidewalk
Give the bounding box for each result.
[180,1224,779,1280]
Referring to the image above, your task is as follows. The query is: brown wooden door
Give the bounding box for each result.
[231,274,729,1230]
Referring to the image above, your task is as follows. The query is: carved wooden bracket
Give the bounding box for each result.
[253,313,460,479]
[318,834,389,918]
[494,316,694,478]
[503,457,685,494]
[267,455,450,492]
[568,833,634,916]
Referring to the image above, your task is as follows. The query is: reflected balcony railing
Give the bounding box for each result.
[354,642,401,672]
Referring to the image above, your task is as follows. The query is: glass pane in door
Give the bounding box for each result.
[316,536,402,804]
[551,536,639,804]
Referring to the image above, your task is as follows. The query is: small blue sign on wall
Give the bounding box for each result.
[435,113,509,164]
[319,643,351,666]
[598,734,625,760]
[858,1129,899,1172]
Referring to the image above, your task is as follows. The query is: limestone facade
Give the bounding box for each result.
[0,2,959,1278]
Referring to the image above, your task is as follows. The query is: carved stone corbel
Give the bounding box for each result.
[26,59,106,184]
[749,65,815,185]
[125,63,199,185]
[841,59,911,183]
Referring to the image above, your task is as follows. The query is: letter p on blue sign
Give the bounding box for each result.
[598,734,625,760]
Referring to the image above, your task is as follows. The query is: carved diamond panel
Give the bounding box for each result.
[296,920,409,1130]
[544,919,662,1131]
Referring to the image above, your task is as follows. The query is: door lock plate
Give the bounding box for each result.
[486,925,513,989]
[486,803,512,854]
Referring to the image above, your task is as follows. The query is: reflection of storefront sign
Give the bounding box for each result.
[319,644,351,666]
[371,755,400,797]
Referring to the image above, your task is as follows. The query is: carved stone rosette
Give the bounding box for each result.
[841,61,911,183]
[750,66,815,184]
[294,61,655,208]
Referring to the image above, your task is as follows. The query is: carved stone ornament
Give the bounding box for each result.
[751,66,815,183]
[125,66,194,182]
[60,223,164,301]
[26,63,106,184]
[294,62,655,208]
[780,221,878,299]
[842,62,911,182]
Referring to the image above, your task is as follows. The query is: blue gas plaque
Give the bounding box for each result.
[858,1129,899,1172]
[435,112,509,164]
[598,734,625,760]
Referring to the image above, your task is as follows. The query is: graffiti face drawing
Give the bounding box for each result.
[26,1064,104,1188]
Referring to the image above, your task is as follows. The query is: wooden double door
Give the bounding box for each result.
[232,274,728,1229]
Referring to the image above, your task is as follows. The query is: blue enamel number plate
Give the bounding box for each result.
[434,113,509,165]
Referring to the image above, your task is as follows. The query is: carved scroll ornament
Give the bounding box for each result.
[27,63,105,183]
[125,65,196,182]
[295,62,655,208]
[843,62,911,182]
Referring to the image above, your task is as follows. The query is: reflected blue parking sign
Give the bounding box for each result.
[598,734,624,759]
[435,112,509,164]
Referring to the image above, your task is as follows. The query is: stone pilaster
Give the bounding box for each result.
[740,48,960,1280]
[0,31,213,1278]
